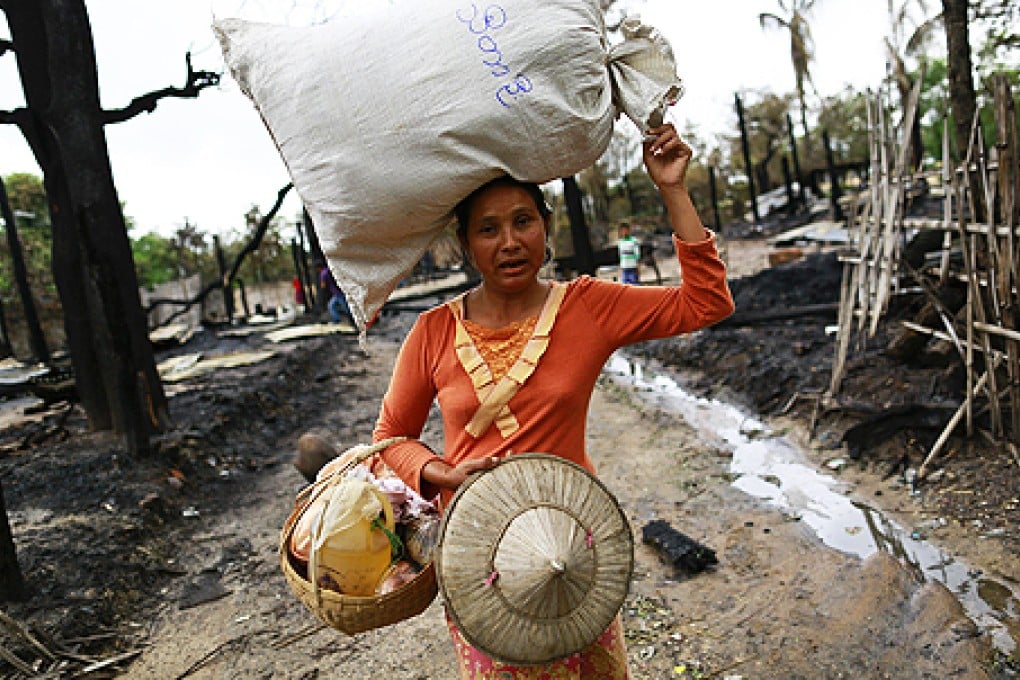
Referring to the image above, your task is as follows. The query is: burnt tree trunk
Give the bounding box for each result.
[2,1,168,452]
[940,0,984,222]
[0,481,27,601]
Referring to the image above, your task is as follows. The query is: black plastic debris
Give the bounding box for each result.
[642,519,718,575]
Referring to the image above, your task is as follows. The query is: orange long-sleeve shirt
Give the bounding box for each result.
[373,232,734,504]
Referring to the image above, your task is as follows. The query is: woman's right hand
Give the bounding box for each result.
[642,123,692,191]
[423,455,500,491]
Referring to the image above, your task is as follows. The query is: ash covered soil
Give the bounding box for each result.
[0,238,1018,678]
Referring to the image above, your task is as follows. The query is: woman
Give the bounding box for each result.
[373,123,734,678]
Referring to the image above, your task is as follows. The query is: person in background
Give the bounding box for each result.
[616,221,641,284]
[371,122,734,678]
[319,262,351,324]
[292,275,305,309]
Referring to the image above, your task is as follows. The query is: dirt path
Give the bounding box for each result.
[123,329,995,679]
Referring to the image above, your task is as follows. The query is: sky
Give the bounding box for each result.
[0,1,895,239]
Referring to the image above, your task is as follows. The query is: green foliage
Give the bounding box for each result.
[973,0,1018,69]
[4,173,48,225]
[243,220,295,284]
[914,57,1020,163]
[726,90,799,191]
[131,232,180,287]
[1,172,54,297]
[917,57,951,162]
[816,87,871,163]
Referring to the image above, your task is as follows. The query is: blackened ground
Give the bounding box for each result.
[0,329,378,666]
[0,243,1017,677]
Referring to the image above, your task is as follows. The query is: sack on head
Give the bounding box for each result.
[214,2,682,332]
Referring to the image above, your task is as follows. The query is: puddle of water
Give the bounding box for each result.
[605,352,1020,654]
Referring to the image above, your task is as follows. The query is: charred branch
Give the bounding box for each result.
[0,39,12,56]
[0,108,21,125]
[100,52,220,125]
[145,184,294,327]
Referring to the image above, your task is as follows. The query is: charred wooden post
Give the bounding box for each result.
[213,235,234,323]
[735,94,760,224]
[562,175,596,276]
[708,166,722,231]
[822,129,843,221]
[781,156,795,217]
[301,208,323,309]
[0,175,48,362]
[236,278,250,319]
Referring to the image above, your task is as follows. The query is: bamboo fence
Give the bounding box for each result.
[828,74,1020,479]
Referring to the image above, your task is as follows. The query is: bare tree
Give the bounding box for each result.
[0,1,219,455]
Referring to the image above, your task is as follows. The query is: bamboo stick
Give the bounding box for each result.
[918,365,995,480]
[992,76,1020,438]
[871,78,922,336]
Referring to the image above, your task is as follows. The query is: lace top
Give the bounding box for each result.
[461,317,539,383]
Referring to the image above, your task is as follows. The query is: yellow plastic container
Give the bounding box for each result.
[313,483,395,596]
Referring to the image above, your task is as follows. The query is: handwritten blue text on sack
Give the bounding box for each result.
[456,3,533,108]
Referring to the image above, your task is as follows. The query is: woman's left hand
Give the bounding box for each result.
[642,123,692,191]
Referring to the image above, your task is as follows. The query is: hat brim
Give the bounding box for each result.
[436,453,634,665]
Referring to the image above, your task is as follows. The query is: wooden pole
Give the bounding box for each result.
[822,130,843,221]
[708,166,722,230]
[781,156,795,217]
[213,235,235,323]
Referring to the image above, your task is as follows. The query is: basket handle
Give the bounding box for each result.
[280,436,408,550]
[326,436,408,480]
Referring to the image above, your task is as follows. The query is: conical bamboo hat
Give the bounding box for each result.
[436,454,633,665]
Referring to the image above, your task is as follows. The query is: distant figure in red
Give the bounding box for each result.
[292,276,305,307]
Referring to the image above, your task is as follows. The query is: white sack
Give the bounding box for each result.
[214,2,682,332]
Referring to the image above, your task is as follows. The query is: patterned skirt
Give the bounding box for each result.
[447,613,630,679]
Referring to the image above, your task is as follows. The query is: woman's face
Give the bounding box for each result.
[461,184,548,294]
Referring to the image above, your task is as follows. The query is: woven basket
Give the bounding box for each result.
[279,438,438,634]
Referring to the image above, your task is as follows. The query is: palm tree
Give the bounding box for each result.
[885,0,942,170]
[759,1,819,147]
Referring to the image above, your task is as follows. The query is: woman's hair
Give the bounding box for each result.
[454,175,552,238]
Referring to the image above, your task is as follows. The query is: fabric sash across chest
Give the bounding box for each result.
[448,283,566,438]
